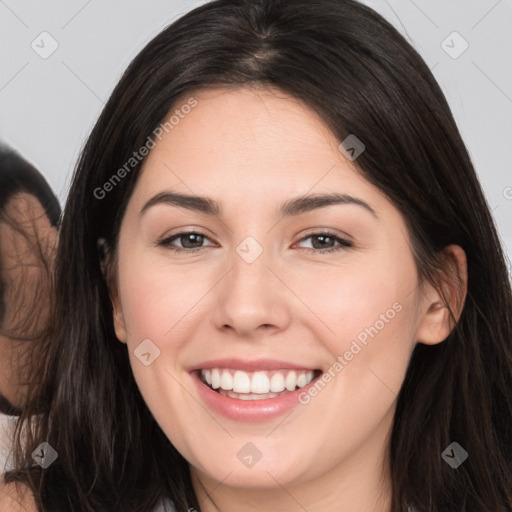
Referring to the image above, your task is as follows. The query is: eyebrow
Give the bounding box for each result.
[140,191,378,219]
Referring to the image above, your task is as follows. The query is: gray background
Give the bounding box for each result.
[1,0,511,266]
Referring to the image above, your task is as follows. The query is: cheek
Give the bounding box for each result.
[116,253,201,422]
[291,256,419,387]
[116,250,216,407]
[117,251,206,344]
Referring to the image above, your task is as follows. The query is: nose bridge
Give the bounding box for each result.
[213,234,290,335]
[231,237,269,291]
[229,234,273,307]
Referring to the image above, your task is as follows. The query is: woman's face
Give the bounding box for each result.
[112,87,444,494]
[0,192,57,408]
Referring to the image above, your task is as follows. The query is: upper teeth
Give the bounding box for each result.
[201,368,315,394]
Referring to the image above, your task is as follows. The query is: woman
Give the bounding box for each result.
[0,146,60,483]
[3,0,511,510]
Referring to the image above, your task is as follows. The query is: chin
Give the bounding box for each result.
[189,444,314,489]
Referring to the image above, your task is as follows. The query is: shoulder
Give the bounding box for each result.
[0,480,37,512]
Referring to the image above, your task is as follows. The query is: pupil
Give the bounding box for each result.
[314,235,332,249]
[183,233,203,248]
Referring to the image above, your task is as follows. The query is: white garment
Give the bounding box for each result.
[155,498,176,511]
[0,413,15,474]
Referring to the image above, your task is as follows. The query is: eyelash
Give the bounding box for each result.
[157,230,353,254]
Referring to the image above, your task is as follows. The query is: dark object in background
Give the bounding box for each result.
[0,145,60,415]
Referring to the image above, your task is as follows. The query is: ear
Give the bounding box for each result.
[98,237,127,344]
[111,292,128,344]
[415,244,467,345]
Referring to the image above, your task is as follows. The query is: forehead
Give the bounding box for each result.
[133,87,386,207]
[153,86,337,164]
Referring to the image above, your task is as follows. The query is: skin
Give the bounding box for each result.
[0,192,58,410]
[0,480,35,511]
[111,87,467,512]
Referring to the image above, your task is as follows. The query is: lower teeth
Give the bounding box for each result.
[216,388,293,400]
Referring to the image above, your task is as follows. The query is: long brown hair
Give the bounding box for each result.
[5,1,512,510]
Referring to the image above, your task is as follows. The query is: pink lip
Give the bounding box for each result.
[190,367,322,423]
[188,358,317,372]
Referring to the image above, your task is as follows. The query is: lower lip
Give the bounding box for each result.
[191,371,321,422]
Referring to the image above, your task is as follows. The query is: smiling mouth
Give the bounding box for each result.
[197,368,323,400]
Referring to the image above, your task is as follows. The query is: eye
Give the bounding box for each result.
[295,231,353,254]
[157,230,352,254]
[157,231,216,253]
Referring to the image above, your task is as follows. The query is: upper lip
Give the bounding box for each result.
[188,358,320,373]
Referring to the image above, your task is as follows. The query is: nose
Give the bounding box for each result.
[212,243,292,340]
